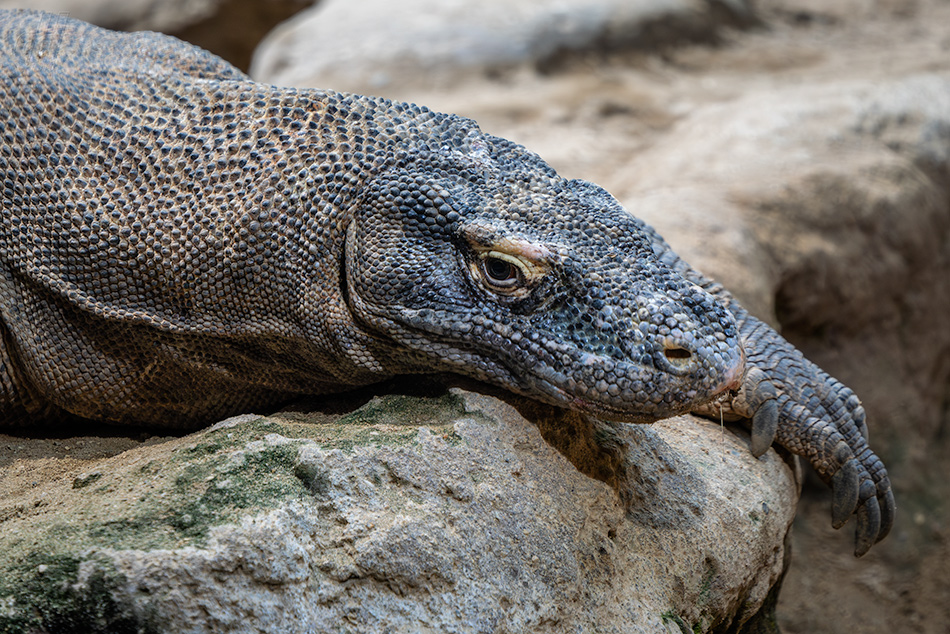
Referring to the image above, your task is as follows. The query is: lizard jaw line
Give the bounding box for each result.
[379,307,742,422]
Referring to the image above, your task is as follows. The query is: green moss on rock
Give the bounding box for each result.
[0,553,151,634]
[0,391,476,632]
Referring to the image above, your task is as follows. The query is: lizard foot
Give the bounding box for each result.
[732,335,895,556]
[775,395,894,556]
[635,220,894,555]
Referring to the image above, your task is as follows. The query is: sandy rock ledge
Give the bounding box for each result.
[0,388,797,633]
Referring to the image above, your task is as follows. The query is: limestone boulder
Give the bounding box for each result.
[614,74,950,320]
[0,388,798,633]
[0,0,224,32]
[250,0,757,92]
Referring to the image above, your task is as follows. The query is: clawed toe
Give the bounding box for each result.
[737,367,779,457]
[878,484,896,543]
[854,495,882,557]
[686,282,895,557]
[750,398,778,458]
[831,459,860,529]
[829,454,894,556]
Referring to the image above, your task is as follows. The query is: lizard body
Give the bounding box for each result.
[0,10,892,555]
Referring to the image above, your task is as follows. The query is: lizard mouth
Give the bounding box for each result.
[512,343,746,423]
[355,299,744,423]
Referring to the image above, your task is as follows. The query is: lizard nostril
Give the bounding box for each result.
[663,345,692,367]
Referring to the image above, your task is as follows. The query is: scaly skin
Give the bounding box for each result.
[0,10,892,555]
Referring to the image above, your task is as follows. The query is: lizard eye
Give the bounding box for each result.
[465,240,550,300]
[479,255,524,291]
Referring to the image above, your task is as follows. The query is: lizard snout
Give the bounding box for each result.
[658,332,745,395]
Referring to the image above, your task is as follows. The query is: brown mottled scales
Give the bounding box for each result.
[0,10,893,555]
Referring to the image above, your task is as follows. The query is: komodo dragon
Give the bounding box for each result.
[0,10,893,555]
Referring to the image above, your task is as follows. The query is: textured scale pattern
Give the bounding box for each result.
[0,10,892,555]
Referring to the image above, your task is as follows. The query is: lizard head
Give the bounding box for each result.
[344,123,744,422]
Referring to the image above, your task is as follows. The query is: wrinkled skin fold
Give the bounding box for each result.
[0,10,892,556]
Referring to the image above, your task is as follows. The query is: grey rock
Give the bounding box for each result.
[0,0,221,32]
[0,389,797,633]
[594,74,950,317]
[250,0,756,92]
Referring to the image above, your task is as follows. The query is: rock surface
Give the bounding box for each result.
[250,0,757,92]
[0,388,797,633]
[616,74,950,326]
[0,0,224,32]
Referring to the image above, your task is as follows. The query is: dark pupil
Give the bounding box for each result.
[486,258,515,281]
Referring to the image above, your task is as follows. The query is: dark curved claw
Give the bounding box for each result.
[861,456,895,543]
[750,398,778,458]
[879,486,896,542]
[854,494,882,557]
[735,311,896,556]
[831,458,860,529]
[731,367,779,457]
[771,397,893,555]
